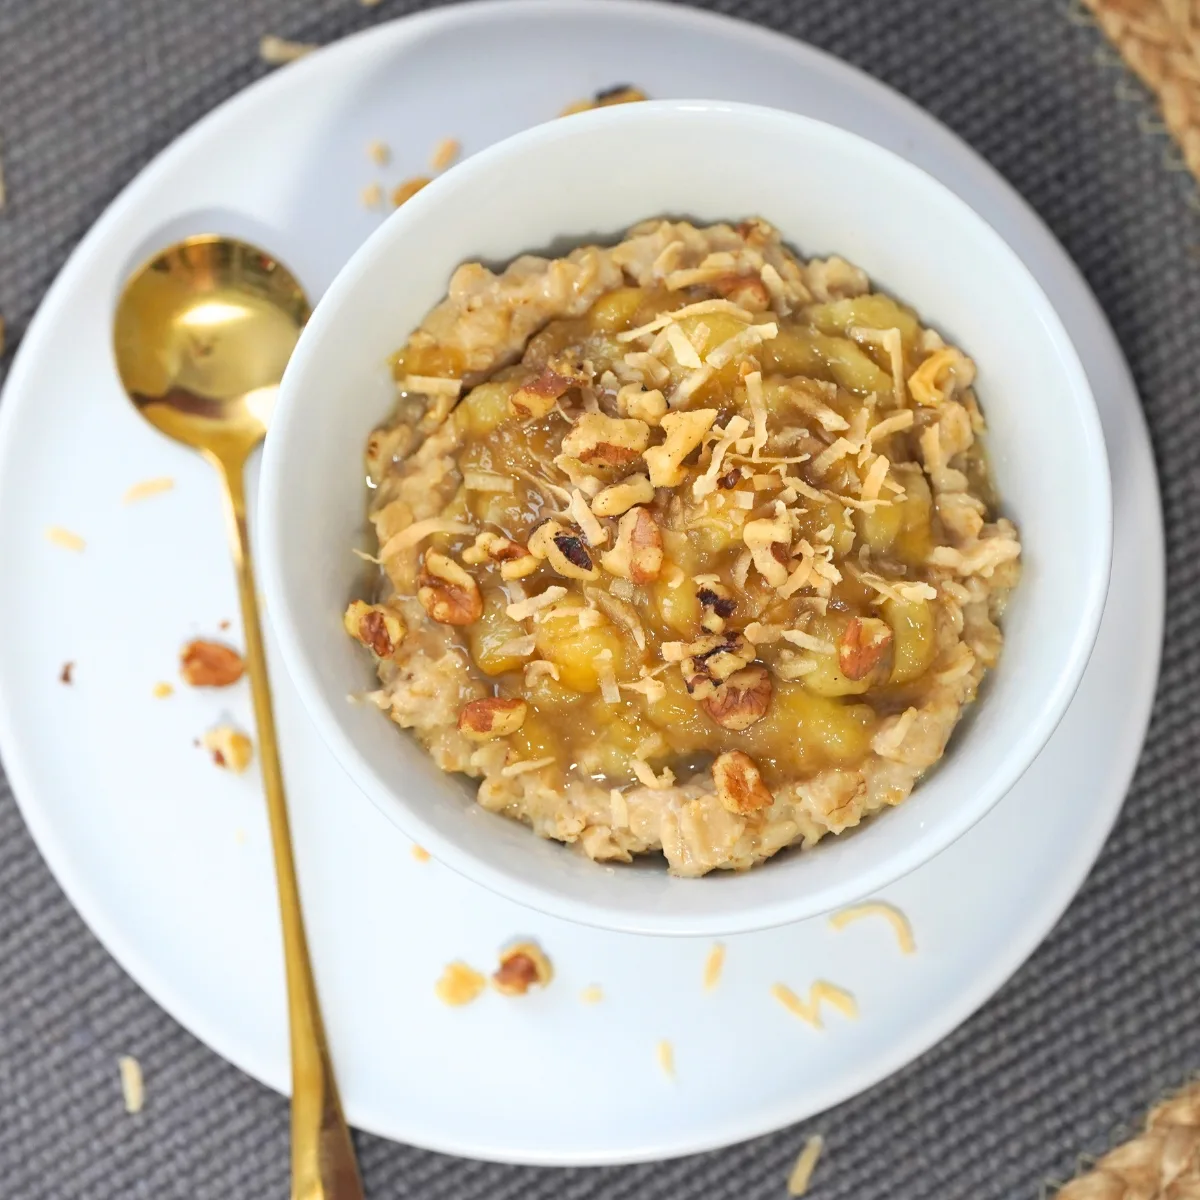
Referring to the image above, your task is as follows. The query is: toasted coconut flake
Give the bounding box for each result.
[693,415,751,499]
[259,34,316,64]
[506,586,568,621]
[500,756,557,778]
[745,370,769,459]
[118,1055,144,1115]
[787,1136,824,1197]
[123,476,175,504]
[462,470,514,493]
[379,517,473,559]
[782,629,835,654]
[829,901,916,954]
[651,239,685,278]
[665,323,702,368]
[616,298,755,343]
[744,621,784,644]
[869,409,915,443]
[597,660,621,705]
[851,325,905,404]
[731,549,752,589]
[402,374,462,396]
[860,454,890,502]
[811,438,854,476]
[631,759,675,789]
[908,346,975,406]
[429,137,460,171]
[703,942,726,991]
[770,980,857,1027]
[524,659,560,686]
[705,323,778,370]
[569,489,608,546]
[778,552,815,599]
[435,961,486,1006]
[46,525,85,551]
[784,384,850,431]
[656,1039,675,1078]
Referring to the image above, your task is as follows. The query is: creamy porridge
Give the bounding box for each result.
[343,218,1021,876]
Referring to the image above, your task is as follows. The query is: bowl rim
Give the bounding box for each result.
[259,98,1112,935]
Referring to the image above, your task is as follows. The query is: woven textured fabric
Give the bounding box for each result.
[1,1,1199,1196]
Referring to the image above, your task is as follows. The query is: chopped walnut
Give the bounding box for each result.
[458,697,528,739]
[461,531,537,579]
[643,408,718,488]
[591,472,655,517]
[510,360,589,418]
[492,941,554,995]
[616,383,667,423]
[203,725,254,773]
[600,506,663,583]
[679,632,754,699]
[713,750,773,815]
[180,639,246,687]
[417,551,483,625]
[561,413,650,467]
[343,600,407,659]
[709,273,771,311]
[837,617,894,681]
[703,664,772,730]
[697,582,736,633]
[529,519,598,580]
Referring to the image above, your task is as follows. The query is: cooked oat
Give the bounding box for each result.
[410,843,431,863]
[360,182,384,209]
[122,476,175,504]
[152,681,174,699]
[787,1135,824,1196]
[347,218,1021,876]
[580,985,604,1004]
[828,900,916,954]
[367,139,390,166]
[45,526,85,551]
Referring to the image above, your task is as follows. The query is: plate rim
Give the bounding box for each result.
[0,0,1165,1166]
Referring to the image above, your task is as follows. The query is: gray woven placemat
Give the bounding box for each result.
[2,1,1198,1196]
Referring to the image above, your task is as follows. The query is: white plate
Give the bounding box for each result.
[0,0,1162,1167]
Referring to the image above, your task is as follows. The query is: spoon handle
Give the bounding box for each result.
[212,451,364,1200]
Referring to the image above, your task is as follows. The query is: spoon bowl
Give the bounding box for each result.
[114,236,309,458]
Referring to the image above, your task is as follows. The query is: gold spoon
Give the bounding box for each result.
[114,236,364,1200]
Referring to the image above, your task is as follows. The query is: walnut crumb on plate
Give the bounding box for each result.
[492,942,553,995]
[202,726,253,773]
[180,639,245,687]
[435,961,486,1007]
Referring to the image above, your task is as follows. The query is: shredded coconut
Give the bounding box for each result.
[379,518,473,558]
[45,526,85,551]
[829,901,916,954]
[506,586,568,621]
[703,942,725,991]
[118,1056,144,1114]
[500,756,557,778]
[122,477,175,504]
[787,1136,824,1196]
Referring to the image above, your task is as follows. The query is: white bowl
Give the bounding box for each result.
[259,100,1111,936]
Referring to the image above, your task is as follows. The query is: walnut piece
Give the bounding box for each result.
[600,506,663,583]
[703,664,772,730]
[202,725,254,772]
[709,273,771,311]
[713,750,773,815]
[343,600,407,659]
[510,361,589,418]
[492,941,554,995]
[591,472,655,517]
[458,697,528,740]
[697,582,736,633]
[417,551,483,625]
[528,519,598,581]
[643,408,717,487]
[616,384,667,423]
[561,413,650,467]
[461,531,537,580]
[679,632,754,699]
[180,639,246,687]
[837,617,894,681]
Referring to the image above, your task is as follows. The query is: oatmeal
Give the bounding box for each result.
[346,218,1021,876]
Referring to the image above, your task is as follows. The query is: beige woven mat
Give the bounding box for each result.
[1084,0,1200,181]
